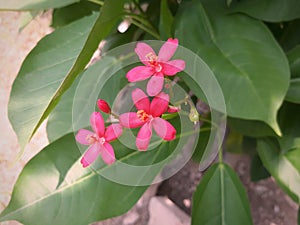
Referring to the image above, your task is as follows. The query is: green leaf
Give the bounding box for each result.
[175,1,290,135]
[228,118,276,138]
[159,0,174,40]
[9,14,98,150]
[51,1,100,28]
[228,0,300,22]
[257,103,300,203]
[0,116,185,225]
[284,45,300,103]
[0,134,149,225]
[250,154,270,182]
[257,138,300,203]
[192,163,253,225]
[0,0,79,10]
[47,57,124,142]
[285,78,300,104]
[9,0,124,150]
[287,45,300,77]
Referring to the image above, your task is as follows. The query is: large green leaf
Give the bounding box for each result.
[0,121,186,225]
[0,0,79,10]
[192,163,253,225]
[228,0,300,22]
[257,138,300,203]
[46,57,123,142]
[227,118,276,138]
[51,1,100,28]
[8,0,124,150]
[175,0,290,135]
[258,103,300,203]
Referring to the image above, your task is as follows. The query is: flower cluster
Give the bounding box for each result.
[76,38,185,168]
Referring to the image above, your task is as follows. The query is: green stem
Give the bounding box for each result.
[218,147,223,162]
[88,0,104,6]
[130,19,160,39]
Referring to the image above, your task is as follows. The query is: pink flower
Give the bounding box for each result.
[126,38,186,96]
[76,112,122,167]
[97,99,111,114]
[119,88,176,151]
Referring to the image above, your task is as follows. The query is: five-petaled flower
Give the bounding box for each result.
[126,38,186,96]
[119,88,176,151]
[76,112,122,167]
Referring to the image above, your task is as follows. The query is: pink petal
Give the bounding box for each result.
[80,143,101,168]
[132,88,150,113]
[126,66,154,82]
[136,122,152,151]
[119,112,145,128]
[90,112,105,137]
[158,38,179,62]
[150,92,169,117]
[135,42,157,66]
[152,117,176,141]
[146,73,164,96]
[105,124,123,142]
[162,59,186,76]
[101,142,116,165]
[76,129,94,145]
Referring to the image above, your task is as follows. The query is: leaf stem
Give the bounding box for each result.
[88,0,104,6]
[130,19,160,39]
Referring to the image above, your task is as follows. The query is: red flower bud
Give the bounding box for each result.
[97,99,111,114]
[167,105,180,113]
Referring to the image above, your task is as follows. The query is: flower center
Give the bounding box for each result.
[86,134,98,144]
[137,110,150,122]
[145,52,162,73]
[145,52,157,64]
[86,134,106,145]
[99,137,106,145]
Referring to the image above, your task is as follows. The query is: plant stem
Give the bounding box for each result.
[218,147,223,162]
[88,0,104,6]
[130,19,160,39]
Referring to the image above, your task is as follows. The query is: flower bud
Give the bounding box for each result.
[97,99,111,114]
[189,108,199,124]
[167,105,180,113]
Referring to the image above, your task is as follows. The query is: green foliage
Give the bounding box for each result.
[8,0,124,150]
[0,134,148,225]
[175,0,289,135]
[8,14,98,150]
[51,1,100,28]
[159,0,174,39]
[228,0,300,22]
[192,163,253,225]
[3,0,300,224]
[258,103,300,203]
[0,0,79,10]
[46,57,124,142]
